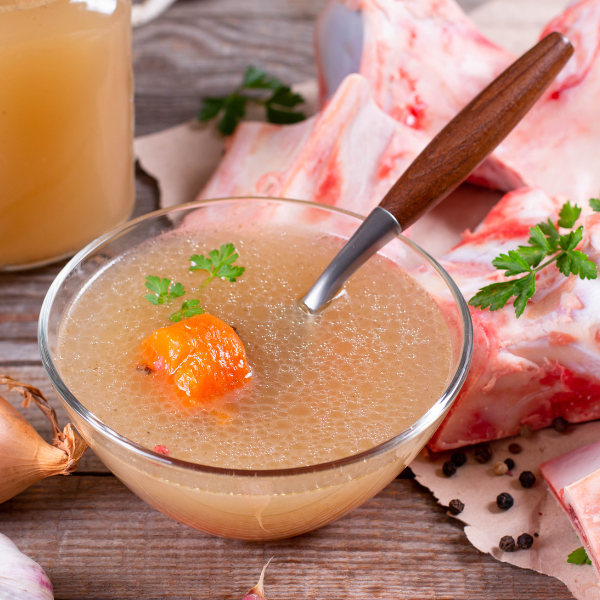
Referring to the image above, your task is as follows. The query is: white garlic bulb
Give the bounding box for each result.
[0,533,53,599]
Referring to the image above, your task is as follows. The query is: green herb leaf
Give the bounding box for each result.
[190,243,245,286]
[516,245,547,268]
[217,94,247,136]
[242,66,282,90]
[528,225,554,253]
[169,298,205,323]
[470,199,599,318]
[558,201,582,228]
[144,276,186,305]
[557,250,598,279]
[538,219,560,249]
[492,250,532,276]
[265,105,306,125]
[267,86,305,108]
[468,279,526,313]
[198,66,306,135]
[198,97,226,122]
[512,273,536,318]
[559,226,584,251]
[567,546,592,565]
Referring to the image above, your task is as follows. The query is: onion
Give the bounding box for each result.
[0,532,54,599]
[0,375,87,504]
[243,559,272,599]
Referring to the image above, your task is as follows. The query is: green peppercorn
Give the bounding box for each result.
[518,533,534,550]
[451,451,467,467]
[443,461,457,477]
[519,424,532,438]
[519,471,536,488]
[499,535,516,552]
[497,492,514,510]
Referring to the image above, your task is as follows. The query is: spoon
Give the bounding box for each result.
[299,31,574,314]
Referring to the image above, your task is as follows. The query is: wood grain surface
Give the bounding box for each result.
[0,0,576,598]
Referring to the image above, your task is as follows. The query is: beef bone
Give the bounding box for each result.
[316,0,600,204]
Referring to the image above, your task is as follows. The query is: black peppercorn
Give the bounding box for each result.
[553,417,569,432]
[474,446,492,464]
[443,461,457,477]
[519,471,536,488]
[448,499,465,515]
[451,451,467,467]
[497,492,514,510]
[508,443,523,454]
[499,535,516,552]
[504,458,515,471]
[517,533,534,550]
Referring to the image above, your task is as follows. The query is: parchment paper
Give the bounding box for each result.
[412,422,600,599]
[134,1,600,596]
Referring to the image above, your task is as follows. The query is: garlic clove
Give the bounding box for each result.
[0,533,53,600]
[243,559,272,600]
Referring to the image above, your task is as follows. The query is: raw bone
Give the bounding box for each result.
[541,443,600,581]
[316,0,600,204]
[483,0,600,204]
[316,0,514,133]
[200,74,429,214]
[427,187,600,451]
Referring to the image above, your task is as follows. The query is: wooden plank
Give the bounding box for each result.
[0,476,573,600]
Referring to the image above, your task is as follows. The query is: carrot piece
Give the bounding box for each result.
[141,314,251,406]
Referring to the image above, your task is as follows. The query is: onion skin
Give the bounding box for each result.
[0,396,72,503]
[242,560,272,600]
[0,376,87,505]
[0,532,54,600]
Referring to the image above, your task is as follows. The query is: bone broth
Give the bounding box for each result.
[0,0,133,269]
[56,225,452,470]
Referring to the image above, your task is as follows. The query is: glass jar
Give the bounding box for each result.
[0,0,134,270]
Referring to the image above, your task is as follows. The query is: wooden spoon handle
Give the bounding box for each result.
[379,32,573,230]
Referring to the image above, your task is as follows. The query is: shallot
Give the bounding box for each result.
[242,560,272,599]
[0,532,53,599]
[0,375,87,504]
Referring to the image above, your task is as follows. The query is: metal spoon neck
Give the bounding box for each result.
[298,207,402,315]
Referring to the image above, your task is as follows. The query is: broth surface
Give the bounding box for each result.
[57,225,452,469]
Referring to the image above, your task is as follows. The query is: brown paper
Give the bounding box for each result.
[134,79,319,210]
[412,423,600,599]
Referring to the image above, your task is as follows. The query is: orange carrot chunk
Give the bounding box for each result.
[141,314,251,406]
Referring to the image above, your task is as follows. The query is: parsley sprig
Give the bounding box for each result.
[567,546,592,565]
[144,276,185,305]
[143,243,244,323]
[169,299,205,323]
[198,66,306,135]
[190,243,245,287]
[469,200,599,318]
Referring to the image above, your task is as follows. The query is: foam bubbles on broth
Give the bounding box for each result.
[56,225,452,469]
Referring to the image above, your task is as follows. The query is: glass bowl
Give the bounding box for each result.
[39,197,473,541]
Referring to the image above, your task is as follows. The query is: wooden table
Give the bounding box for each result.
[0,1,576,597]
